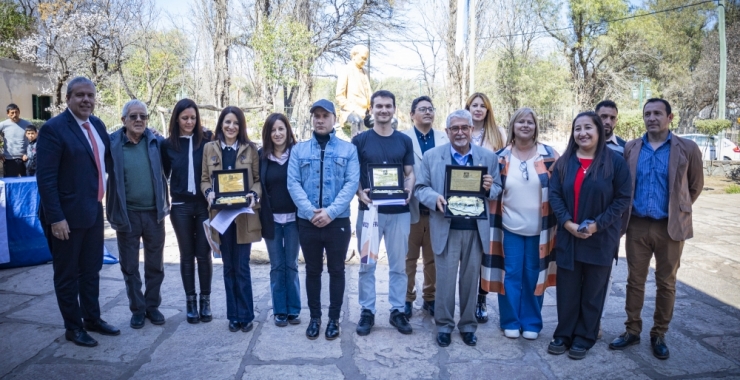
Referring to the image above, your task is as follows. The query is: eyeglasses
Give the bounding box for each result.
[416,107,435,114]
[127,114,149,121]
[448,125,471,133]
[519,160,529,181]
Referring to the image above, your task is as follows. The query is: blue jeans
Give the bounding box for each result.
[498,229,544,332]
[220,223,254,324]
[264,221,301,316]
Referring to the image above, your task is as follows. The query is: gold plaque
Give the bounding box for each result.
[372,168,399,187]
[217,172,245,193]
[449,169,482,192]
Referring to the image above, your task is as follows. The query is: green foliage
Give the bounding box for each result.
[726,184,740,194]
[0,1,33,59]
[251,19,314,89]
[616,110,681,140]
[694,119,732,137]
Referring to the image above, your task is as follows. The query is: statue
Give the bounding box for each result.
[336,45,372,137]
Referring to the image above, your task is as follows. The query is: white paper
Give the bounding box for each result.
[371,199,406,206]
[210,207,254,234]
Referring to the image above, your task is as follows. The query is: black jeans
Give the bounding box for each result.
[116,209,166,315]
[46,203,104,330]
[298,217,351,320]
[170,201,212,296]
[3,158,26,177]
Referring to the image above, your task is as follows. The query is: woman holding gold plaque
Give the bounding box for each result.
[547,112,631,359]
[258,113,301,327]
[483,107,559,340]
[465,92,507,323]
[201,107,262,333]
[162,99,214,324]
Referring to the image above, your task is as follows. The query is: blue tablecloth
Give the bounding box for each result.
[0,177,52,268]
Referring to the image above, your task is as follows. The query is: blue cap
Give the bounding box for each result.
[310,99,336,115]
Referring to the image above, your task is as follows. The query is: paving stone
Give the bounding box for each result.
[353,327,440,379]
[0,264,55,295]
[98,279,124,308]
[241,364,344,379]
[0,293,34,314]
[134,319,257,379]
[671,300,740,335]
[0,322,63,378]
[633,330,737,377]
[252,309,343,361]
[445,326,526,361]
[53,305,179,362]
[446,362,546,379]
[703,336,740,360]
[7,363,121,380]
[0,266,33,280]
[7,294,64,326]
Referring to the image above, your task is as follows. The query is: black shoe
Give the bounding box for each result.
[186,295,199,324]
[325,319,340,340]
[199,294,212,323]
[461,332,477,346]
[548,338,567,355]
[356,309,375,336]
[130,314,145,329]
[274,314,288,327]
[287,314,301,325]
[390,310,413,335]
[65,329,98,347]
[568,344,589,360]
[422,300,435,316]
[437,332,451,347]
[306,318,321,340]
[145,309,165,325]
[475,294,488,323]
[404,301,413,319]
[228,320,241,332]
[609,332,640,350]
[651,336,670,360]
[83,319,120,336]
[241,322,254,333]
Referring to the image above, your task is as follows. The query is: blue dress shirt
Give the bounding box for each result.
[632,132,671,219]
[414,126,436,155]
[450,145,473,166]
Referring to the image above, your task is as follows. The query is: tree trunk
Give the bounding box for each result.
[213,0,230,107]
[445,0,468,112]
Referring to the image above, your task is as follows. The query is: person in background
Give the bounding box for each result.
[259,113,301,327]
[162,99,214,325]
[483,107,559,341]
[107,100,169,329]
[201,106,262,333]
[547,111,631,360]
[464,92,506,323]
[25,125,38,176]
[0,103,32,177]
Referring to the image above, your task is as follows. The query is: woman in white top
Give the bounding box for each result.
[465,92,507,323]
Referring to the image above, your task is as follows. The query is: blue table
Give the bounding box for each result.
[0,177,52,268]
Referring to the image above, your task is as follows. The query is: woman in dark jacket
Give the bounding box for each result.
[258,113,301,327]
[547,111,632,360]
[162,99,213,324]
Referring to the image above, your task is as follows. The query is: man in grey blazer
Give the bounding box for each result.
[415,109,502,347]
[400,96,448,319]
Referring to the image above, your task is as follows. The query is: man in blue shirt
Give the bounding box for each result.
[400,96,448,319]
[609,98,704,360]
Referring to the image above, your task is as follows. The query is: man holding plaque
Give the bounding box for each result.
[415,109,502,347]
[352,90,416,336]
[400,96,448,318]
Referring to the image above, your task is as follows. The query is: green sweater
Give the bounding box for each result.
[123,135,155,211]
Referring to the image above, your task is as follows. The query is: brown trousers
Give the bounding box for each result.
[405,213,436,302]
[624,216,685,337]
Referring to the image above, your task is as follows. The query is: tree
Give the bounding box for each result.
[0,0,34,59]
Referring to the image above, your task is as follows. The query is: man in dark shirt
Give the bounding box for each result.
[106,100,170,329]
[400,96,448,318]
[353,90,415,336]
[596,100,626,156]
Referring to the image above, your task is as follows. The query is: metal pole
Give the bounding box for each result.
[469,0,476,94]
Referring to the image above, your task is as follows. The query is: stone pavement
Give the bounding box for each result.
[1,194,740,379]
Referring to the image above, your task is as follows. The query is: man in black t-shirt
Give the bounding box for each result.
[352,90,415,336]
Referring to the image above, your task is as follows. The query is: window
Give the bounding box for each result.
[32,95,52,120]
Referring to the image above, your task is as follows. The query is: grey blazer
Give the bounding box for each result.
[401,127,449,224]
[414,143,502,255]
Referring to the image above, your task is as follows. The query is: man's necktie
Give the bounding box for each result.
[82,122,104,202]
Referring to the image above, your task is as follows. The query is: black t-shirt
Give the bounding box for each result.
[352,129,415,214]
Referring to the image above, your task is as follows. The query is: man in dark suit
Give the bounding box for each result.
[36,77,121,347]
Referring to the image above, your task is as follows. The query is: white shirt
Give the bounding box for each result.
[72,112,107,194]
[502,154,541,236]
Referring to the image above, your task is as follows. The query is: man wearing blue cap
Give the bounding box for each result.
[287,99,359,340]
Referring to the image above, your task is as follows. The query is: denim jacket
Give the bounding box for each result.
[287,130,359,221]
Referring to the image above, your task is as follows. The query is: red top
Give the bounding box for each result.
[573,158,593,222]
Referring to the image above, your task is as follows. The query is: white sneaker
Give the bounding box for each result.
[504,329,520,339]
[522,331,539,340]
